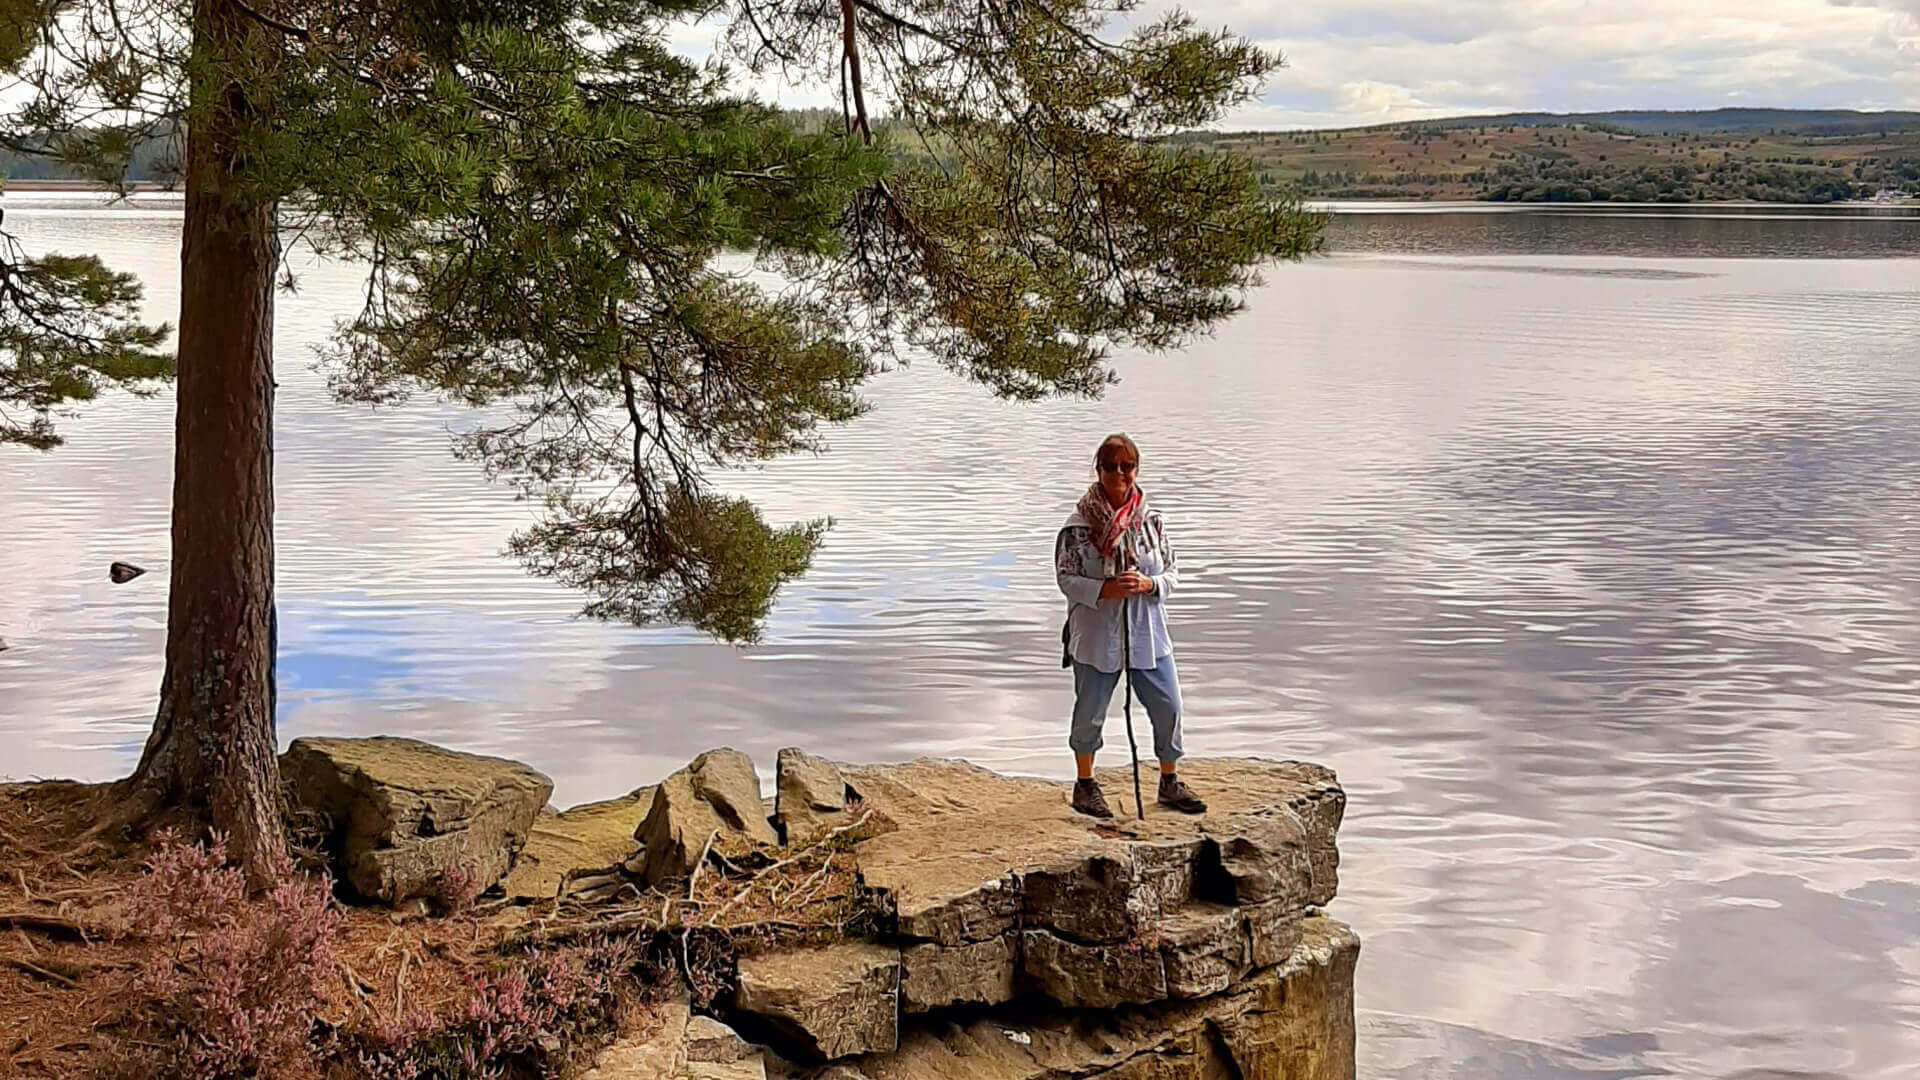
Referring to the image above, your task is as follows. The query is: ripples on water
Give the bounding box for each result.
[4,200,1920,1078]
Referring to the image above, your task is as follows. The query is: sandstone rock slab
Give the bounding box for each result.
[734,943,901,1060]
[848,758,1343,947]
[1021,851,1152,943]
[282,735,552,906]
[638,749,779,886]
[686,1016,755,1064]
[775,748,856,846]
[501,786,653,902]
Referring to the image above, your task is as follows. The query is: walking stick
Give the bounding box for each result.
[1120,545,1145,821]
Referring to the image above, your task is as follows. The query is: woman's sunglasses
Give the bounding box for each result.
[1098,461,1138,474]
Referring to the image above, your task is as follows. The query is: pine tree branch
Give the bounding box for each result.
[228,0,312,43]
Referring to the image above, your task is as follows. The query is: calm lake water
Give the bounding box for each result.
[5,199,1920,1079]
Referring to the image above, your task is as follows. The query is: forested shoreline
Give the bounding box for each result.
[11,110,1920,206]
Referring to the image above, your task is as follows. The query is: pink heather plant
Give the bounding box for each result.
[116,831,341,1079]
[343,936,641,1079]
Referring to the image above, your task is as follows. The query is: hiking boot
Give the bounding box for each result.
[1071,778,1114,819]
[1158,774,1207,814]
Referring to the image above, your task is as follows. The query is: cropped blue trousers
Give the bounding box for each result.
[1069,654,1184,764]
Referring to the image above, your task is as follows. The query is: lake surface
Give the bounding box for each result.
[5,199,1920,1079]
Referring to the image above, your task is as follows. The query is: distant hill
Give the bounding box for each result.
[9,109,1917,205]
[1400,108,1920,137]
[1174,114,1920,204]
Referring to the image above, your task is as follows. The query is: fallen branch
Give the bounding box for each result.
[3,956,78,988]
[0,912,89,941]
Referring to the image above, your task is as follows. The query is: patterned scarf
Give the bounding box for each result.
[1076,482,1147,567]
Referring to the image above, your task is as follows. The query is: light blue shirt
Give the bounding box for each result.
[1055,507,1178,673]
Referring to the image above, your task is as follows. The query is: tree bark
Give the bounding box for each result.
[129,0,286,885]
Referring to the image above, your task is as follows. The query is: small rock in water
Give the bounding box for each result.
[109,561,146,584]
[0,637,8,652]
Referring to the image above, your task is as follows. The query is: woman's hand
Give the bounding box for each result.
[1101,572,1154,600]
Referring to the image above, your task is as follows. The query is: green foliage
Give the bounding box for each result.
[3,0,1320,640]
[0,233,172,449]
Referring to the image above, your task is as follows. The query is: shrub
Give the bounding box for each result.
[114,832,340,1079]
[341,936,643,1079]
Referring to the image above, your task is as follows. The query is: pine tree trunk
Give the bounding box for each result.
[129,0,286,885]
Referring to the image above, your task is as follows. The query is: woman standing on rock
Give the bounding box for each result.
[1055,434,1207,818]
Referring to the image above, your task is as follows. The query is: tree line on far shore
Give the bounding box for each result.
[1175,121,1920,204]
[16,115,1918,206]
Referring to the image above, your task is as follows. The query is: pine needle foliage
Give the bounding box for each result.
[2,0,1322,640]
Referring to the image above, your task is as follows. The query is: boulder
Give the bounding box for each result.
[733,943,901,1060]
[637,749,779,886]
[899,935,1018,1013]
[774,748,855,846]
[500,786,654,902]
[281,736,552,906]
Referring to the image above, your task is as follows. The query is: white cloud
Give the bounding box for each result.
[1161,0,1920,127]
[672,1,1920,130]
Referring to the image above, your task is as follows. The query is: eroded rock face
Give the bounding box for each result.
[900,935,1018,1014]
[1021,928,1167,1008]
[818,917,1359,1080]
[281,736,552,906]
[601,918,1356,1080]
[637,749,779,886]
[733,943,901,1060]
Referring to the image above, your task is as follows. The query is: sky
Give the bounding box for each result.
[689,0,1920,131]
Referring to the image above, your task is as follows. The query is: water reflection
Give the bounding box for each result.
[3,204,1920,1078]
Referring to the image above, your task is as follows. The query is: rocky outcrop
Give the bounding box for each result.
[281,735,551,905]
[593,917,1358,1080]
[713,756,1348,1066]
[500,786,653,902]
[637,749,780,887]
[841,917,1358,1080]
[284,739,1355,1079]
[841,758,1342,950]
